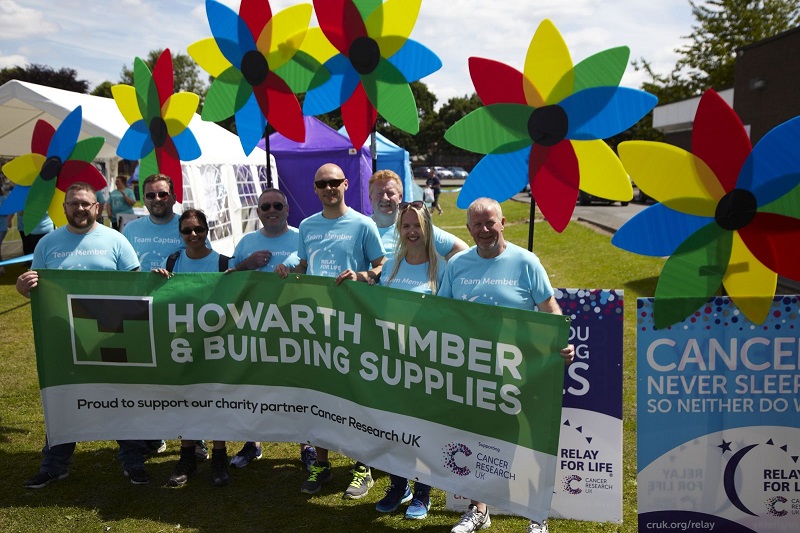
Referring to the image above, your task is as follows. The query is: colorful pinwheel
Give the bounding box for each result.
[612,89,800,327]
[112,49,200,203]
[302,0,442,149]
[188,0,312,153]
[445,19,657,232]
[0,106,106,233]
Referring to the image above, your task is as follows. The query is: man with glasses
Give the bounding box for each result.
[276,163,385,499]
[15,183,151,488]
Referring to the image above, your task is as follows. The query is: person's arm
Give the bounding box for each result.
[276,258,306,278]
[123,189,136,206]
[234,250,273,271]
[537,295,575,364]
[444,237,469,261]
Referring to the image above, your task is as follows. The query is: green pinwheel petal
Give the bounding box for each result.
[134,57,160,120]
[573,46,629,92]
[653,223,732,329]
[69,137,105,163]
[24,178,57,235]
[444,104,533,155]
[759,178,800,218]
[353,0,382,18]
[138,152,159,189]
[363,60,419,134]
[274,51,329,94]
[203,68,249,122]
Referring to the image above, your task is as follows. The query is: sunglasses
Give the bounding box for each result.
[399,201,426,211]
[180,226,208,235]
[315,178,345,189]
[259,202,285,211]
[65,201,98,210]
[145,191,171,200]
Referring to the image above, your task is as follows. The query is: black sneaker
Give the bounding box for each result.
[211,450,230,487]
[24,471,68,489]
[168,447,197,487]
[300,461,332,494]
[124,467,150,485]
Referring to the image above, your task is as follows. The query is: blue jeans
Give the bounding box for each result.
[40,439,148,475]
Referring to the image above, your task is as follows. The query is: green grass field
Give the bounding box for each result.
[0,192,664,532]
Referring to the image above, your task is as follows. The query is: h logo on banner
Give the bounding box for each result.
[68,295,156,366]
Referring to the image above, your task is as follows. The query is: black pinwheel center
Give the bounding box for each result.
[715,189,757,231]
[241,50,270,87]
[349,36,381,75]
[527,105,569,147]
[149,117,168,148]
[41,156,63,181]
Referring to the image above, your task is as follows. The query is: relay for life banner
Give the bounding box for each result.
[31,270,570,520]
[638,296,800,532]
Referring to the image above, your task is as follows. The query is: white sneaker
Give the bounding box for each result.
[451,504,491,533]
[527,519,549,533]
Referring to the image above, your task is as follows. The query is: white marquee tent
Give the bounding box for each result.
[0,80,277,254]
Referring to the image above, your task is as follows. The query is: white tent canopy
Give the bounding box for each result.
[0,80,277,254]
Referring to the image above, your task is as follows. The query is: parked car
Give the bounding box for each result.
[448,166,469,179]
[577,191,628,206]
[413,166,432,179]
[434,166,454,179]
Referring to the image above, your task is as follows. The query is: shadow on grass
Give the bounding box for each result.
[621,276,659,298]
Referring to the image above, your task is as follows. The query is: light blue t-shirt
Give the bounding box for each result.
[298,209,385,278]
[378,224,457,261]
[31,224,140,271]
[0,196,8,232]
[230,227,300,272]
[380,257,446,294]
[122,216,185,272]
[439,242,554,310]
[108,188,135,216]
[19,214,54,235]
[161,250,224,273]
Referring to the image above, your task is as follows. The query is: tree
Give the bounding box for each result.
[119,49,206,96]
[0,64,88,93]
[90,81,114,98]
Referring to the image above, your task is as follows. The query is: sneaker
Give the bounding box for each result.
[23,471,68,489]
[451,504,491,533]
[300,445,317,471]
[375,482,412,512]
[124,467,150,485]
[300,461,332,494]
[527,519,549,533]
[195,440,209,460]
[168,447,197,487]
[145,440,167,457]
[211,450,230,487]
[230,442,262,468]
[405,494,431,520]
[343,464,374,499]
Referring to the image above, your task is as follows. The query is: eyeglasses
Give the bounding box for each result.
[180,226,208,235]
[145,191,171,200]
[399,201,426,211]
[259,202,285,211]
[314,178,345,189]
[65,201,97,210]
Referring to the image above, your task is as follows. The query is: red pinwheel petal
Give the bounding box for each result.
[468,57,528,106]
[341,83,377,149]
[739,212,800,280]
[529,142,579,233]
[32,120,56,156]
[58,160,106,191]
[264,73,305,143]
[153,49,174,109]
[156,139,184,203]
[692,90,751,194]
[314,0,367,55]
[240,0,272,41]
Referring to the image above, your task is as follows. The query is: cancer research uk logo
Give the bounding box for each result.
[68,295,156,366]
[443,442,519,481]
[443,443,472,476]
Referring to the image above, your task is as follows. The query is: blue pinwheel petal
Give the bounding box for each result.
[171,129,202,161]
[47,106,83,161]
[387,40,442,83]
[456,147,531,209]
[235,94,267,154]
[0,185,29,215]
[117,121,153,160]
[206,0,254,69]
[611,202,713,256]
[303,55,359,116]
[562,87,657,140]
[737,115,800,206]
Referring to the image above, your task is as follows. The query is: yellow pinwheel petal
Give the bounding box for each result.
[163,92,200,137]
[524,20,573,107]
[371,0,420,58]
[723,231,777,324]
[301,26,339,64]
[188,37,232,78]
[48,188,67,229]
[3,153,45,186]
[573,140,632,201]
[619,141,724,216]
[260,4,312,70]
[111,85,143,126]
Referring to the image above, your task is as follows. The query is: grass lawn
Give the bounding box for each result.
[0,191,664,532]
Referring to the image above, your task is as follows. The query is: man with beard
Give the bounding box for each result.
[15,182,150,487]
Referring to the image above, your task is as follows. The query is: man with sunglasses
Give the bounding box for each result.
[15,182,152,488]
[275,163,385,499]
